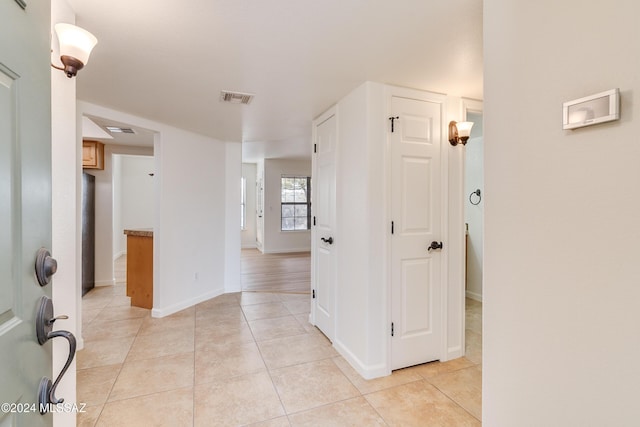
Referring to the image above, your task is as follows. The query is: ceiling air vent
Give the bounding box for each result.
[106,126,136,134]
[219,90,254,105]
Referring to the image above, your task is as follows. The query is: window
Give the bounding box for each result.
[240,177,246,230]
[281,176,311,231]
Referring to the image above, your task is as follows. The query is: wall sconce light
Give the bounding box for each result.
[51,23,97,78]
[448,121,474,146]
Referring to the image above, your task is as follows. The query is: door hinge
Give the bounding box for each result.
[313,216,316,226]
[391,322,395,337]
[389,116,400,133]
[312,289,316,299]
[314,143,317,153]
[391,221,394,234]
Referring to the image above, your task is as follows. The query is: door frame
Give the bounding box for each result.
[384,85,450,369]
[460,97,484,352]
[439,96,484,363]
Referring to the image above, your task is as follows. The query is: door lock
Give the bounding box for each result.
[428,241,443,252]
[320,237,334,245]
[35,248,57,287]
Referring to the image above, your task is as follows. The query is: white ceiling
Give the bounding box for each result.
[84,115,156,147]
[68,0,483,162]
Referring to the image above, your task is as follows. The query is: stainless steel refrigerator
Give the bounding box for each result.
[82,172,95,296]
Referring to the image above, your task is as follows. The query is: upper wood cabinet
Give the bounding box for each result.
[82,140,105,170]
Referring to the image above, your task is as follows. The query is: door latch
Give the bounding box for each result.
[320,237,334,245]
[35,296,76,414]
[428,241,443,252]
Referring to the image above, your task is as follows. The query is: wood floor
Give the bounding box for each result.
[241,249,311,294]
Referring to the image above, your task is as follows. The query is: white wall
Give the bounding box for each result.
[333,82,388,378]
[111,154,122,258]
[464,111,483,301]
[255,159,265,251]
[79,102,241,318]
[242,163,258,248]
[225,143,242,292]
[51,2,78,426]
[112,154,155,256]
[90,144,153,287]
[263,158,312,253]
[484,1,640,425]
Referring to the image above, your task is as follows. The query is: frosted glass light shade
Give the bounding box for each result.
[448,120,475,146]
[456,121,474,138]
[54,23,97,66]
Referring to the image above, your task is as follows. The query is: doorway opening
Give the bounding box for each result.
[463,106,483,363]
[240,160,312,296]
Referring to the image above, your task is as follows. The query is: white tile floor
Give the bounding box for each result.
[77,257,482,426]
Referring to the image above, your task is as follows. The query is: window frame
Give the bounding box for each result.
[280,176,311,231]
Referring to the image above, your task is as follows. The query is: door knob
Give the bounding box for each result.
[428,241,443,252]
[321,237,334,245]
[35,248,57,287]
[35,296,76,412]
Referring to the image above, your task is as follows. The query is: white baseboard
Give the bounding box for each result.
[333,339,390,380]
[225,282,242,293]
[95,279,116,287]
[261,247,311,254]
[466,290,483,302]
[241,243,257,249]
[151,288,225,318]
[445,345,464,361]
[113,250,126,260]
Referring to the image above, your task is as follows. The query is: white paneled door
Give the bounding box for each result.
[390,95,443,370]
[1,0,54,425]
[312,111,337,341]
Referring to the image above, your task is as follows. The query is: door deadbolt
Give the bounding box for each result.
[35,248,57,287]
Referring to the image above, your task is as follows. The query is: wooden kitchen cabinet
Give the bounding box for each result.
[82,140,105,170]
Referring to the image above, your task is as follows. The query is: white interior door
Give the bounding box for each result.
[312,112,337,341]
[1,0,54,425]
[390,95,443,370]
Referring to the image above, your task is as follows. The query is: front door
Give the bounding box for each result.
[1,1,54,425]
[390,94,443,370]
[311,110,337,341]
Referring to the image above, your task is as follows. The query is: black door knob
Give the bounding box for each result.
[428,241,443,251]
[321,237,334,245]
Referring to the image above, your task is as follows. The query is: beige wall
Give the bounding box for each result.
[484,1,640,424]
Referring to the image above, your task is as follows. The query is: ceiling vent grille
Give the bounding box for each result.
[220,90,254,105]
[106,126,136,134]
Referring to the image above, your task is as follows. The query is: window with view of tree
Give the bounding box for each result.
[281,176,311,231]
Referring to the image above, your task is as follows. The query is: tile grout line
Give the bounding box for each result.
[81,280,139,425]
[242,295,290,424]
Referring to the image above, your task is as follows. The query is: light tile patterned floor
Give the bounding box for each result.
[78,262,482,426]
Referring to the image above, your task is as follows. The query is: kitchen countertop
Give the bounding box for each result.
[124,228,153,237]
